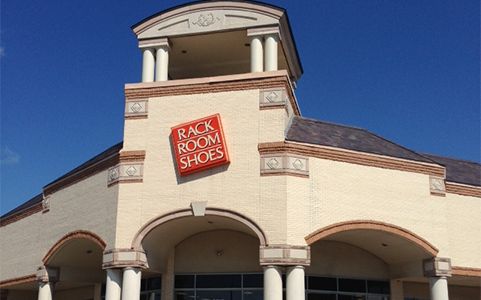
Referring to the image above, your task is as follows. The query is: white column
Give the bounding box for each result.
[429,276,449,300]
[250,36,264,72]
[264,34,278,71]
[38,282,52,300]
[142,48,155,83]
[121,267,142,300]
[105,269,122,300]
[264,266,282,300]
[155,46,169,81]
[286,266,305,300]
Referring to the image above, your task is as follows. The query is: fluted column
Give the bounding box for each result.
[142,48,155,82]
[264,266,282,300]
[105,269,122,300]
[121,267,142,300]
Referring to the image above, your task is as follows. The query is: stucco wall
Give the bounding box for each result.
[0,170,118,281]
[307,241,389,279]
[175,230,261,273]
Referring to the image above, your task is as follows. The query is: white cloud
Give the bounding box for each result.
[0,146,20,165]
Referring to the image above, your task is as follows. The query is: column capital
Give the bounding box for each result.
[139,37,171,50]
[423,257,452,278]
[260,245,310,266]
[36,266,59,283]
[102,248,149,270]
[247,26,280,38]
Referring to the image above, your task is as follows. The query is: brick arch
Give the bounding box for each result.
[305,220,438,257]
[131,207,268,249]
[43,230,106,264]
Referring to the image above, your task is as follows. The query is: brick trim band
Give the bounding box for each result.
[0,274,36,288]
[119,151,146,162]
[446,183,481,198]
[305,220,438,257]
[451,266,481,277]
[43,230,107,264]
[124,72,300,116]
[0,202,43,227]
[259,141,446,177]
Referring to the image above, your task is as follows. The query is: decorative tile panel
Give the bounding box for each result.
[430,176,446,196]
[125,99,148,119]
[259,88,287,109]
[108,163,144,186]
[260,154,308,177]
[42,196,50,213]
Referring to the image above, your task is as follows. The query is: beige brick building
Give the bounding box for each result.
[1,1,480,300]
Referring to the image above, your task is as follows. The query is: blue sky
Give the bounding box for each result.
[1,0,480,214]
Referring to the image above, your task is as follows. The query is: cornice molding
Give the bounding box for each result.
[0,274,36,288]
[0,202,43,228]
[445,182,481,198]
[124,71,300,116]
[259,141,446,177]
[451,266,481,277]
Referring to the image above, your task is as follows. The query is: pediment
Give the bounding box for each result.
[135,3,281,39]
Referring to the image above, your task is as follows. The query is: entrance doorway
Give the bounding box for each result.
[174,273,263,300]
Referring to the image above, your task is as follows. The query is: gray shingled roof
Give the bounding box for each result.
[286,116,480,186]
[422,154,481,187]
[286,117,435,163]
[0,193,43,219]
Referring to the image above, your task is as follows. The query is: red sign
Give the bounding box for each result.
[171,114,230,176]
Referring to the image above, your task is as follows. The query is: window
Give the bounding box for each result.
[307,276,389,300]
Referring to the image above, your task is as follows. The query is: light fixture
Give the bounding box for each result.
[216,250,224,256]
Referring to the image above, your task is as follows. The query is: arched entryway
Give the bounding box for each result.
[40,230,106,300]
[305,220,442,300]
[129,208,267,300]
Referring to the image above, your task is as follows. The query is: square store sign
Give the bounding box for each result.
[171,114,230,176]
